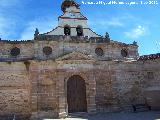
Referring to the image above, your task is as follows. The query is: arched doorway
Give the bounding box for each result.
[64,25,71,35]
[67,75,87,113]
[76,25,83,36]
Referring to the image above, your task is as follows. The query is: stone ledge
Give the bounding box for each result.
[0,113,31,120]
[30,111,58,120]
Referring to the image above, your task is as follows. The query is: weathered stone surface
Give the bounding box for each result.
[0,89,30,113]
[0,0,159,119]
[0,53,160,119]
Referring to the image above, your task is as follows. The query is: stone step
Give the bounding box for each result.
[68,112,89,118]
[30,111,58,120]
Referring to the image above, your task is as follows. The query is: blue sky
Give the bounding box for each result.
[0,0,160,55]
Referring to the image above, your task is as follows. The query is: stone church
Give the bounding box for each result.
[0,0,160,119]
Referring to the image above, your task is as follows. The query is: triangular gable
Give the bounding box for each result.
[56,51,94,61]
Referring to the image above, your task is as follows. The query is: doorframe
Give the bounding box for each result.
[63,73,96,115]
[57,71,96,118]
[66,75,87,113]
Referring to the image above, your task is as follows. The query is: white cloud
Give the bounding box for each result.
[0,16,6,34]
[88,13,138,30]
[89,16,124,27]
[0,0,23,39]
[156,41,160,45]
[19,17,57,40]
[0,14,17,39]
[107,17,124,27]
[0,0,57,40]
[124,25,147,39]
[155,40,160,52]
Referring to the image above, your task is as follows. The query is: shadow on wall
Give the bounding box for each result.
[144,87,160,110]
[40,111,160,120]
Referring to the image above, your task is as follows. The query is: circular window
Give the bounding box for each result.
[121,49,128,57]
[95,48,104,56]
[10,47,20,56]
[43,46,52,55]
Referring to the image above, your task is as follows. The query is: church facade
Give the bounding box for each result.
[0,0,160,119]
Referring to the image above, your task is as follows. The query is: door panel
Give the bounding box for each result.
[67,75,87,113]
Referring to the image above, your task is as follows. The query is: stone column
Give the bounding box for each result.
[87,71,97,113]
[57,70,67,118]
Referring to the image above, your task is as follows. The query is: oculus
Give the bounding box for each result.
[95,48,104,56]
[43,46,52,55]
[10,47,20,56]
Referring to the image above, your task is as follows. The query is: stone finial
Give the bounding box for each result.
[35,28,39,35]
[104,32,110,43]
[133,41,137,45]
[105,32,110,39]
[34,28,39,39]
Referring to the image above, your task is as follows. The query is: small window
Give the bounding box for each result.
[147,72,154,79]
[76,26,83,36]
[10,47,20,56]
[121,49,128,57]
[43,46,52,55]
[95,48,104,56]
[64,25,71,35]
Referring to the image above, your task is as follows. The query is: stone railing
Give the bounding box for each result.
[35,34,110,43]
[0,39,34,44]
[138,53,160,61]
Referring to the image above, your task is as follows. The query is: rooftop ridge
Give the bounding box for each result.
[0,39,34,43]
[138,53,160,61]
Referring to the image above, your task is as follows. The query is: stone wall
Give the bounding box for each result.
[94,60,160,112]
[0,54,159,119]
[29,61,59,118]
[0,62,31,119]
[0,40,138,61]
[0,41,34,61]
[113,62,145,108]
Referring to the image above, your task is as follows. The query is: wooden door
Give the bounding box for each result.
[67,75,87,113]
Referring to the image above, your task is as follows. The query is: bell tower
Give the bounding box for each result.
[58,0,88,31]
[44,0,100,37]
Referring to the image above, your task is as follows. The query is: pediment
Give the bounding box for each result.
[56,51,94,61]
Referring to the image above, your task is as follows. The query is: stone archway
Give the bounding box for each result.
[67,75,87,113]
